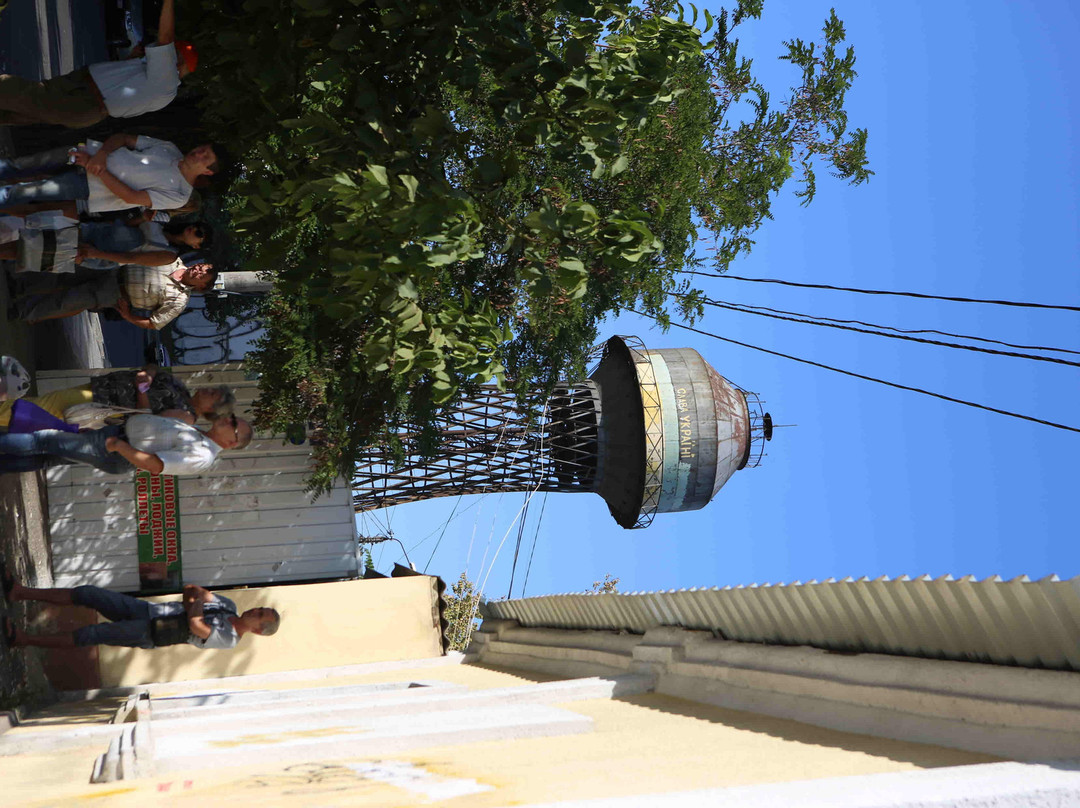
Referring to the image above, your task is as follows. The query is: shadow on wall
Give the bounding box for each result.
[98,577,445,688]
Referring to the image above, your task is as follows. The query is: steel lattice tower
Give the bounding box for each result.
[352,336,772,528]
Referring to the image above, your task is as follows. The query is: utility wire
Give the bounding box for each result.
[423,495,463,573]
[521,492,549,598]
[679,271,1080,313]
[392,537,412,567]
[357,534,413,568]
[466,484,542,648]
[409,497,482,554]
[506,492,532,598]
[680,296,1080,369]
[466,404,550,644]
[704,299,1080,357]
[633,312,1080,434]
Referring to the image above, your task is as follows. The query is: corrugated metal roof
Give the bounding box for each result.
[485,576,1080,671]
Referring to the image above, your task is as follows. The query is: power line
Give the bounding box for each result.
[521,492,549,598]
[680,271,1080,313]
[409,497,482,554]
[423,495,463,573]
[634,313,1080,434]
[466,484,543,648]
[392,537,412,567]
[707,299,1080,357]
[356,534,413,568]
[682,296,1080,369]
[506,492,532,598]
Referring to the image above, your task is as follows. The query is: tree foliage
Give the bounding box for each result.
[444,571,483,651]
[590,573,620,593]
[186,0,870,490]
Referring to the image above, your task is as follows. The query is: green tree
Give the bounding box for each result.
[187,0,869,490]
[444,572,483,651]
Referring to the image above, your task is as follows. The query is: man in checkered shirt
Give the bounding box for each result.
[12,257,216,329]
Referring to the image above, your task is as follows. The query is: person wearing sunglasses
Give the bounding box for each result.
[81,219,210,270]
[0,411,253,476]
[0,220,212,271]
[0,366,235,431]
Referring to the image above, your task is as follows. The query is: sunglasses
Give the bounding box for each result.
[230,414,240,443]
[192,226,205,239]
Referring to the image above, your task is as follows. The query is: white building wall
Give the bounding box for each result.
[36,363,357,590]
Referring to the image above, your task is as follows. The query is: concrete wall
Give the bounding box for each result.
[6,618,1078,805]
[0,656,1001,807]
[97,577,443,687]
[469,620,1080,761]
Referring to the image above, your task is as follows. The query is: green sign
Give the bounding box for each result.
[135,471,183,591]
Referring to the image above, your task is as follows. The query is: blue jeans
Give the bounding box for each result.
[71,585,184,648]
[0,146,71,182]
[0,424,133,474]
[0,146,89,208]
[0,170,89,209]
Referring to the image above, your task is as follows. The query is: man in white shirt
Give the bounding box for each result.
[0,412,253,476]
[4,580,280,652]
[0,0,194,129]
[0,135,218,217]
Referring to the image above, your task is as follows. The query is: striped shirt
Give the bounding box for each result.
[120,260,193,329]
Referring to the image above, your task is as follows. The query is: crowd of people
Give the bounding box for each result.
[0,5,279,655]
[0,0,220,331]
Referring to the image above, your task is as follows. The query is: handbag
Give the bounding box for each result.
[149,614,191,647]
[63,402,150,430]
[15,226,80,274]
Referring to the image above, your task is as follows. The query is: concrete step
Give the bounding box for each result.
[151,703,593,775]
[148,675,653,733]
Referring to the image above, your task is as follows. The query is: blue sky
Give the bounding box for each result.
[361,0,1080,597]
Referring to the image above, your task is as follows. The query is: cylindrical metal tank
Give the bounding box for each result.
[591,337,753,528]
[646,348,750,513]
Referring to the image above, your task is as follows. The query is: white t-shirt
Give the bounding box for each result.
[83,136,193,214]
[125,414,222,476]
[87,43,180,118]
[190,595,241,650]
[158,594,241,649]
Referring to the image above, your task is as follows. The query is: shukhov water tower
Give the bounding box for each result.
[353,336,772,528]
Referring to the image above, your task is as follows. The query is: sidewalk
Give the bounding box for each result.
[0,123,109,720]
